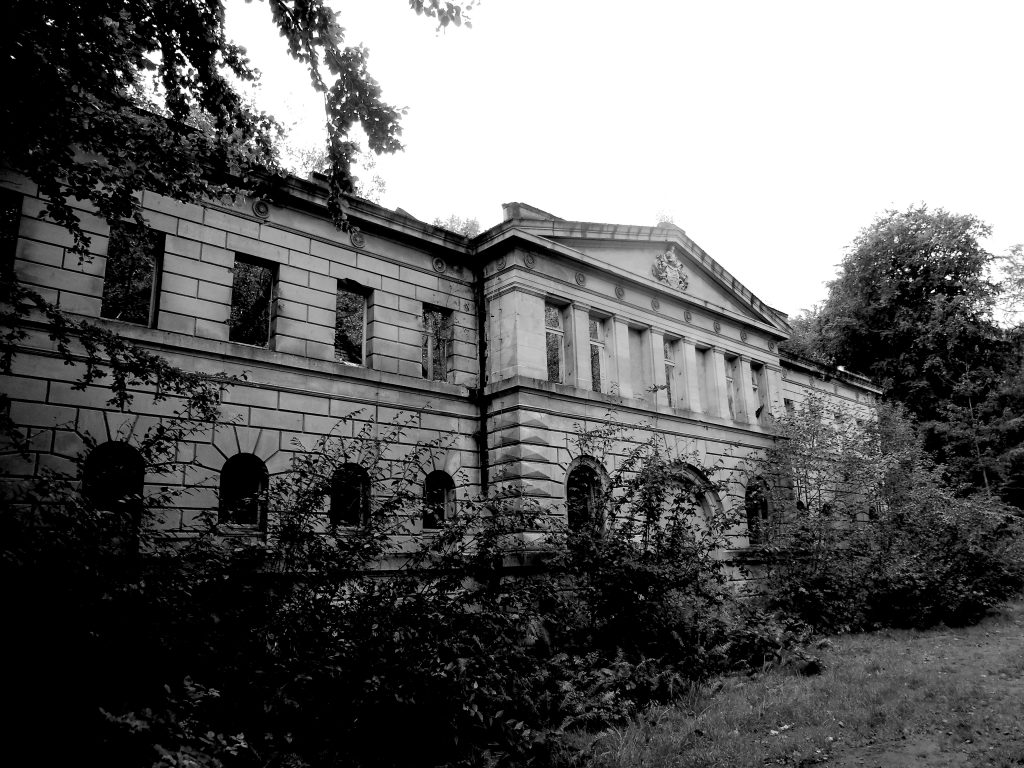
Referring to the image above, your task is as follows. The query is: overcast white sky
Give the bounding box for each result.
[225,0,1024,318]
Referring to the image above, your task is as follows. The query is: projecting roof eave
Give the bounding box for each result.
[474,218,793,338]
[473,221,792,339]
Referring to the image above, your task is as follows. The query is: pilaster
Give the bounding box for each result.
[569,304,592,391]
[707,347,730,419]
[650,329,668,408]
[737,355,758,424]
[611,316,632,398]
[765,364,785,420]
[681,339,701,413]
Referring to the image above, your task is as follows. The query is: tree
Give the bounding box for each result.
[999,243,1024,323]
[433,213,481,237]
[779,304,826,361]
[0,3,472,762]
[749,396,1024,631]
[1,0,471,253]
[814,206,1013,491]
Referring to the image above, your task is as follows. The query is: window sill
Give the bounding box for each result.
[47,314,473,398]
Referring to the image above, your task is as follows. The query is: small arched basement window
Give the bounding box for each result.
[330,463,371,527]
[219,453,269,528]
[745,478,771,545]
[566,459,605,533]
[82,441,145,519]
[423,470,456,529]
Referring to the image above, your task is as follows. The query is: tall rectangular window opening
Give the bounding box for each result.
[588,315,606,393]
[422,305,454,382]
[696,346,711,414]
[0,189,22,276]
[663,337,679,407]
[545,302,566,383]
[725,355,737,418]
[335,279,367,365]
[229,254,276,347]
[751,361,767,422]
[100,223,165,327]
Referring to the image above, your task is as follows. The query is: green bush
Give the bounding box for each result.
[752,397,1024,632]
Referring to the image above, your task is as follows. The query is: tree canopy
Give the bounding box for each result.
[1,0,470,252]
[797,205,1022,498]
[816,206,1003,419]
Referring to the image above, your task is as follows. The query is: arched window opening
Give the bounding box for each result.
[330,463,371,527]
[219,453,269,528]
[567,461,604,533]
[745,478,771,545]
[82,441,145,521]
[423,470,456,529]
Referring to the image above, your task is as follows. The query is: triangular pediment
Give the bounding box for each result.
[492,207,789,335]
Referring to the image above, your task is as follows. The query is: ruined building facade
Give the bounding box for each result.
[0,172,879,544]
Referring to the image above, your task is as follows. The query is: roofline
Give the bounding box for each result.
[474,224,790,338]
[478,215,791,334]
[779,351,881,393]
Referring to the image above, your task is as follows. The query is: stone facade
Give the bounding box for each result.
[0,172,880,545]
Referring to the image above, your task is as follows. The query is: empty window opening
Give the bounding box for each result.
[745,479,771,545]
[0,189,22,274]
[422,306,454,382]
[751,361,767,422]
[423,470,456,529]
[83,441,145,518]
[545,302,565,383]
[725,356,737,418]
[100,223,164,327]
[589,316,606,393]
[567,461,604,533]
[229,255,276,346]
[219,453,269,528]
[335,279,367,365]
[330,463,371,527]
[664,338,680,407]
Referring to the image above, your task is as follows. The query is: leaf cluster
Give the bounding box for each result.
[750,396,1024,632]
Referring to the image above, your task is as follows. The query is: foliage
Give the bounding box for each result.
[434,213,482,237]
[577,603,1024,768]
[806,205,1021,496]
[2,400,823,767]
[749,395,1024,632]
[779,304,826,361]
[817,206,1002,418]
[536,423,814,720]
[999,243,1024,322]
[1,0,472,253]
[1,336,228,765]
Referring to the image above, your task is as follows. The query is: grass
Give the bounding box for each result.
[568,600,1024,767]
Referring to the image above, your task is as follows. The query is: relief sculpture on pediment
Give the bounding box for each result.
[653,248,688,292]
